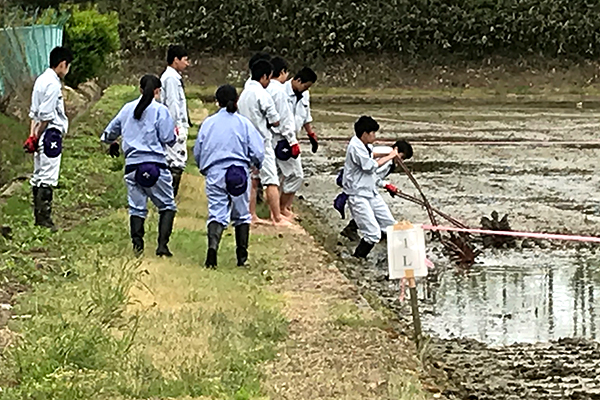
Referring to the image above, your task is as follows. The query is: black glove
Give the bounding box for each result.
[307,131,318,153]
[109,142,120,158]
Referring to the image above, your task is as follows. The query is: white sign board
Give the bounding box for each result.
[387,224,428,279]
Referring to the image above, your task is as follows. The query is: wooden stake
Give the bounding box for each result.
[406,269,423,345]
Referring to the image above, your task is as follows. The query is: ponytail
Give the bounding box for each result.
[134,74,161,120]
[226,100,237,113]
[215,84,238,114]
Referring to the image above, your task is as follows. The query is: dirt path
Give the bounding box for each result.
[126,173,434,399]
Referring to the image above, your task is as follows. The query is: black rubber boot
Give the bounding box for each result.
[353,239,375,259]
[340,219,360,242]
[156,210,176,257]
[130,216,145,256]
[32,186,40,225]
[36,186,57,232]
[235,223,250,267]
[205,221,224,268]
[170,167,184,197]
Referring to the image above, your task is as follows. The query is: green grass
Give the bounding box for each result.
[0,87,289,400]
[0,113,30,186]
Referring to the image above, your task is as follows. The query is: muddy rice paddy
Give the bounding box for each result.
[299,99,600,399]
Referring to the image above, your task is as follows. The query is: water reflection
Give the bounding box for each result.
[420,249,600,346]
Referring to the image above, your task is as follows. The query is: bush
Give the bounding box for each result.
[64,6,120,87]
[111,0,600,63]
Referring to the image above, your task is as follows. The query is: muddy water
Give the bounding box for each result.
[300,101,600,398]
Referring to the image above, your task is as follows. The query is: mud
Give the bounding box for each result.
[299,100,600,399]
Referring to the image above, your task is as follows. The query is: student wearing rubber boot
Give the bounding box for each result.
[24,47,73,232]
[193,85,265,268]
[342,116,399,258]
[101,75,177,257]
[160,45,190,197]
[336,140,413,241]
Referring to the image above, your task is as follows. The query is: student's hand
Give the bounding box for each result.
[307,131,318,153]
[291,143,301,158]
[23,135,38,154]
[109,142,120,158]
[389,148,399,158]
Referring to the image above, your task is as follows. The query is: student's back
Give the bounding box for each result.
[196,109,264,174]
[107,99,175,166]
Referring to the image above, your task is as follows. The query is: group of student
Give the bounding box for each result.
[25,45,413,267]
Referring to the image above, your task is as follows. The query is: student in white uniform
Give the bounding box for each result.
[336,140,413,241]
[265,57,300,219]
[246,52,271,206]
[342,116,399,258]
[238,60,291,227]
[24,46,73,232]
[282,67,318,217]
[160,45,190,197]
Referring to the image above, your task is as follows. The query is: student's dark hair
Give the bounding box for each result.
[134,75,161,120]
[248,52,271,70]
[293,67,317,84]
[270,56,289,78]
[167,45,188,65]
[393,140,413,160]
[216,84,238,113]
[49,47,73,68]
[354,116,379,138]
[251,60,273,81]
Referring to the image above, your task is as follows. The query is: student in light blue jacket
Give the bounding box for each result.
[194,85,265,268]
[101,75,177,257]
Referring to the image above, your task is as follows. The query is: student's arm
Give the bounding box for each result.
[162,76,181,125]
[157,107,177,147]
[33,84,60,137]
[261,95,280,127]
[193,124,206,172]
[247,121,265,170]
[275,92,297,145]
[101,108,124,143]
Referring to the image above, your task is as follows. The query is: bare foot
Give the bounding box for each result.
[252,215,270,225]
[281,212,296,221]
[272,218,293,227]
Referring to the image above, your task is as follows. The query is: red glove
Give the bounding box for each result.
[23,135,39,154]
[307,131,318,153]
[384,183,398,197]
[291,143,301,158]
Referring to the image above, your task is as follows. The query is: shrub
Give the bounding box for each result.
[112,0,600,62]
[64,6,120,87]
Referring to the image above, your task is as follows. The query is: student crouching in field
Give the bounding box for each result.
[194,85,265,268]
[24,46,73,232]
[101,75,177,257]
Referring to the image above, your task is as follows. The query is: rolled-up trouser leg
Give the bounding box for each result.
[277,155,304,194]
